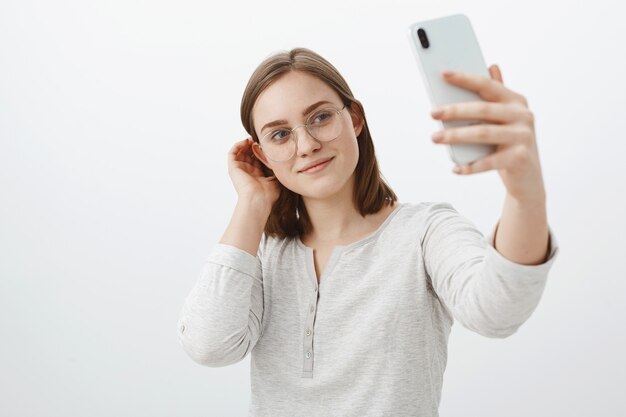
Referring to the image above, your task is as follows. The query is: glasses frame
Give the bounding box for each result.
[259,103,348,162]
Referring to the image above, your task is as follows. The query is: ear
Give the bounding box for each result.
[251,141,274,174]
[348,103,365,137]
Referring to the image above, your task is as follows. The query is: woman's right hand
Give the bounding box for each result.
[227,137,280,209]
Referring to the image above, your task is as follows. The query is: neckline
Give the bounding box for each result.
[295,202,405,253]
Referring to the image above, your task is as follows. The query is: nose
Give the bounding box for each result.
[293,125,321,156]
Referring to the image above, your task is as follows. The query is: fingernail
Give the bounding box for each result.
[431,108,444,118]
[453,165,462,174]
[431,131,444,142]
[442,70,455,77]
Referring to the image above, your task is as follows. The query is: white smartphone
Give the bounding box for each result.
[407,14,497,166]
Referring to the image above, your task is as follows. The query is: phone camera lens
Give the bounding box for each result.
[417,28,430,49]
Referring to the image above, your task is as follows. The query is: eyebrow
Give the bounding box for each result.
[260,100,334,134]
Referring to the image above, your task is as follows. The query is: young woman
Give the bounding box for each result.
[177,48,559,416]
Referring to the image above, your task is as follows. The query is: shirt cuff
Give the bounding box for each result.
[485,221,560,274]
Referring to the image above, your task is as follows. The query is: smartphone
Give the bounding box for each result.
[407,14,497,166]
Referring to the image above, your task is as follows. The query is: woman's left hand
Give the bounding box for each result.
[430,65,546,202]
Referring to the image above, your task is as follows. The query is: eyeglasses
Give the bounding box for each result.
[259,104,348,162]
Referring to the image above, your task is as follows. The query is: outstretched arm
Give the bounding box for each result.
[430,64,551,265]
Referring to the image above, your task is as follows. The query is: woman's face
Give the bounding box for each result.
[251,71,363,200]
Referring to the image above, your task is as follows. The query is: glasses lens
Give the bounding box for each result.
[260,129,296,162]
[307,108,343,142]
[260,107,343,162]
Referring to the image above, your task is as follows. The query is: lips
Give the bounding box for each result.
[299,157,334,173]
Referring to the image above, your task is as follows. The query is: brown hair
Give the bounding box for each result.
[240,47,398,240]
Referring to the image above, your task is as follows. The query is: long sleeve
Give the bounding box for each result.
[420,202,559,338]
[177,235,266,366]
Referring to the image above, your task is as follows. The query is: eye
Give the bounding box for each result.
[270,129,291,141]
[310,110,333,125]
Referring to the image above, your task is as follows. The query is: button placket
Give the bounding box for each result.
[300,243,346,378]
[302,294,317,378]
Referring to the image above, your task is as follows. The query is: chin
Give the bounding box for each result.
[280,166,354,199]
[297,178,349,200]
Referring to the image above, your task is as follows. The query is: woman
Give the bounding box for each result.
[177,47,559,416]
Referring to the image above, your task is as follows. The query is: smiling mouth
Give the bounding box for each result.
[299,157,334,173]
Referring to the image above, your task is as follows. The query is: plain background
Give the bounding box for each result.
[1,0,624,416]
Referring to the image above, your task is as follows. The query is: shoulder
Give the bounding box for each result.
[388,201,470,241]
[395,201,460,223]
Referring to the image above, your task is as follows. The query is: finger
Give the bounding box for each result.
[432,123,530,145]
[234,147,246,161]
[441,69,521,103]
[240,142,253,164]
[231,137,252,159]
[230,138,249,155]
[431,101,525,124]
[252,157,265,170]
[453,147,511,175]
[489,64,504,84]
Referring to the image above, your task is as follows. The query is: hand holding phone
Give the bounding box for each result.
[407,14,497,166]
